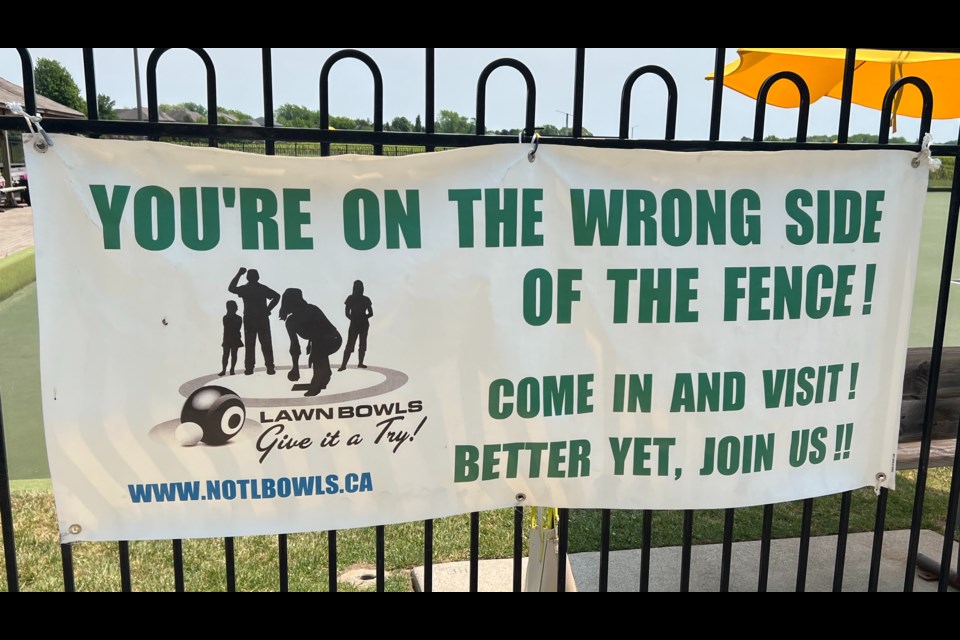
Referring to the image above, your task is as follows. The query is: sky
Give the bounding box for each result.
[2,48,958,142]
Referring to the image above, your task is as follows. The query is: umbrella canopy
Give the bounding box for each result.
[710,48,960,120]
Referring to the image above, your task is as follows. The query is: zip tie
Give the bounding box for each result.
[874,472,887,497]
[5,102,53,152]
[527,131,540,163]
[912,132,941,171]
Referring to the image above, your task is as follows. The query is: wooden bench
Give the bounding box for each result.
[0,186,27,209]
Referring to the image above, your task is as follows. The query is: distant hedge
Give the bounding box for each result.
[931,156,956,189]
[0,248,36,303]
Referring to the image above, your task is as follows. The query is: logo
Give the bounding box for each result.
[149,267,425,460]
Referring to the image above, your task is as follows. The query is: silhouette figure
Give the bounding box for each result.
[219,300,243,377]
[339,280,374,371]
[279,288,343,397]
[229,267,280,376]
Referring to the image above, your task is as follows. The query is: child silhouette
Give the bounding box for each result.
[220,300,243,377]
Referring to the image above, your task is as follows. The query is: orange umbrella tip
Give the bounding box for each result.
[708,48,960,120]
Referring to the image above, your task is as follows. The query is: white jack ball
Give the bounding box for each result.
[176,422,205,447]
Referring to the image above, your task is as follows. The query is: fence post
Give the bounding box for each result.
[0,391,19,592]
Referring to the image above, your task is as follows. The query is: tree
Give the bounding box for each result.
[276,104,319,128]
[435,110,475,134]
[849,133,910,144]
[558,126,593,137]
[97,94,118,120]
[160,102,210,122]
[329,115,358,130]
[159,101,207,117]
[760,133,912,144]
[390,116,413,132]
[34,58,85,113]
[217,107,254,124]
[490,124,593,138]
[415,115,423,132]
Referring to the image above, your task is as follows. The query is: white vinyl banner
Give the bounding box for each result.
[26,135,928,542]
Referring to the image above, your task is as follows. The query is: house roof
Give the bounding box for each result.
[216,112,261,126]
[0,76,85,119]
[116,107,176,122]
[166,108,203,123]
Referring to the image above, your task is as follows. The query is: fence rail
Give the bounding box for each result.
[1,47,959,592]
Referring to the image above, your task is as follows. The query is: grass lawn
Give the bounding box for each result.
[1,468,955,591]
[909,192,960,347]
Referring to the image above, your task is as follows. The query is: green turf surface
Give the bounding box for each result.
[0,283,46,480]
[909,192,960,347]
[0,248,36,304]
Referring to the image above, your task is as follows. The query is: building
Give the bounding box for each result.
[115,107,176,122]
[0,77,84,203]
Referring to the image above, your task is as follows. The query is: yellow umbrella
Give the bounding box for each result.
[710,48,960,122]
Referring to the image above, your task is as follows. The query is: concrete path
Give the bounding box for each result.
[412,530,958,592]
[0,205,33,258]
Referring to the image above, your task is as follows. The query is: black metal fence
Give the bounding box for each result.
[0,47,958,592]
[172,140,424,156]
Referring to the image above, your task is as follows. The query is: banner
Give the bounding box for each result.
[26,136,928,542]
